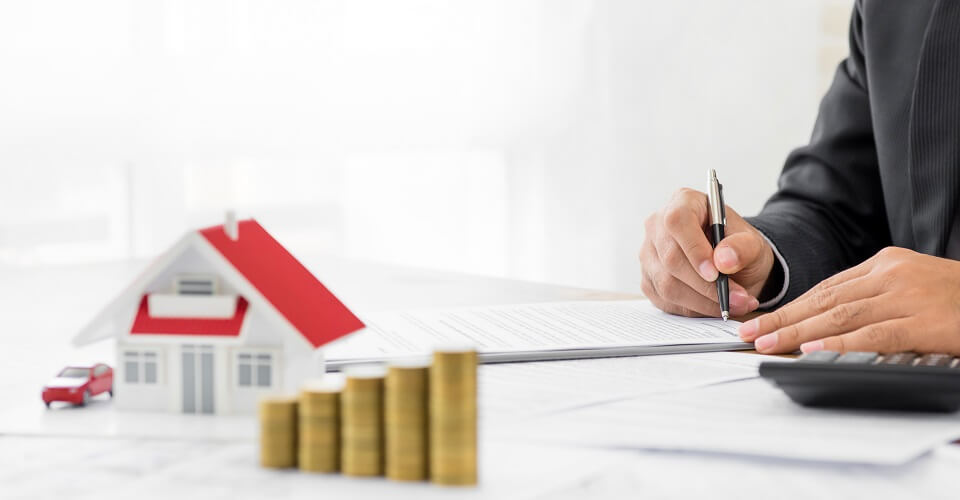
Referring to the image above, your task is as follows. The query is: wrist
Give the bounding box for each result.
[757,252,785,303]
[753,231,790,309]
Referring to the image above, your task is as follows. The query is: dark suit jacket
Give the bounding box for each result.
[748,0,960,306]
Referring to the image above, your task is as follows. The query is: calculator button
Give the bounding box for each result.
[797,351,840,363]
[880,353,918,365]
[835,352,879,364]
[916,354,954,367]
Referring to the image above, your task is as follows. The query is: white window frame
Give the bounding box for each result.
[235,350,276,389]
[123,350,161,385]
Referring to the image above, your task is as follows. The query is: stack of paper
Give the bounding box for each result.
[322,299,960,466]
[326,300,750,368]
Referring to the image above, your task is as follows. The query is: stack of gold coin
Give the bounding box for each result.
[385,359,430,481]
[341,364,387,477]
[429,345,478,486]
[299,377,344,473]
[259,395,299,469]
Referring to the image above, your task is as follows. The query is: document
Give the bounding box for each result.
[326,300,750,367]
[479,352,784,425]
[498,377,960,465]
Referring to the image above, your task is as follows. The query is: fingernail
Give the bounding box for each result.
[800,340,824,353]
[698,260,718,281]
[749,297,760,310]
[715,247,738,269]
[754,332,778,352]
[738,318,758,340]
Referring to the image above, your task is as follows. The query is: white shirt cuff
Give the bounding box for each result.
[757,232,790,309]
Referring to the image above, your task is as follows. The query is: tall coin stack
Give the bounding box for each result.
[259,395,299,469]
[385,359,430,481]
[299,378,343,473]
[429,345,478,486]
[341,364,386,477]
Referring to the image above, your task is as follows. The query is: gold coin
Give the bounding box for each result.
[429,347,477,486]
[259,395,298,469]
[385,359,430,481]
[341,364,386,477]
[298,379,343,473]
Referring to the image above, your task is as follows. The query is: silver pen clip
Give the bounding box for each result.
[708,169,724,225]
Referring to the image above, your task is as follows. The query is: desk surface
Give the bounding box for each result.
[2,256,959,499]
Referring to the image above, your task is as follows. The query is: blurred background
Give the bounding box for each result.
[0,0,853,293]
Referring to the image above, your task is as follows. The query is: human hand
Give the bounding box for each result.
[739,247,960,355]
[640,188,776,318]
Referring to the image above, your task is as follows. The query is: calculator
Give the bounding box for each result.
[758,351,960,412]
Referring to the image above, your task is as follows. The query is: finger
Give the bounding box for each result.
[645,293,706,318]
[662,189,716,281]
[652,232,741,301]
[643,264,728,317]
[650,235,758,315]
[751,294,903,354]
[792,259,874,304]
[800,318,914,354]
[641,268,707,318]
[713,231,766,277]
[740,274,879,341]
[727,281,759,317]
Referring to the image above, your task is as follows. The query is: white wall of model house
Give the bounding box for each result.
[109,237,323,415]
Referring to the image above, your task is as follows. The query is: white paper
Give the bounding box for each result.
[479,352,782,424]
[0,435,628,500]
[499,378,960,465]
[552,444,960,500]
[327,300,744,363]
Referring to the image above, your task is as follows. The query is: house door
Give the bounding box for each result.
[181,345,215,414]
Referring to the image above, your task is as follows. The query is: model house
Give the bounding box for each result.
[72,215,365,415]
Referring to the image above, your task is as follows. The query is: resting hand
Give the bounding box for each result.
[739,247,960,355]
[640,188,776,318]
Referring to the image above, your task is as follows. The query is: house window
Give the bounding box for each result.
[237,352,273,388]
[175,274,218,295]
[123,350,159,384]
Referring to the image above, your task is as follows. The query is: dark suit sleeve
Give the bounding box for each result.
[745,0,891,307]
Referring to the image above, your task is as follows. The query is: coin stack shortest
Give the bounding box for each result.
[385,359,430,481]
[341,364,387,477]
[259,395,299,469]
[429,345,478,486]
[299,378,343,473]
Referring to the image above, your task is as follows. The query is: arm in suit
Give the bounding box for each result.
[747,0,892,307]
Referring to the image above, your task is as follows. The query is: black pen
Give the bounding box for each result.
[707,169,730,321]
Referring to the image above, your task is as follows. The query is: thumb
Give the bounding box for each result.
[712,231,767,276]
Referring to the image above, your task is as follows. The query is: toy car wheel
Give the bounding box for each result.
[108,387,114,398]
[79,390,90,407]
[44,401,51,409]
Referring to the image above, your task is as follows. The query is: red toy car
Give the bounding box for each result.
[42,363,114,408]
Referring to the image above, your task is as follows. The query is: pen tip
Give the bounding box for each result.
[721,312,729,321]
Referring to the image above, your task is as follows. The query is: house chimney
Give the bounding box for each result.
[225,210,239,240]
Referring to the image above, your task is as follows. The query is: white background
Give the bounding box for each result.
[0,0,853,292]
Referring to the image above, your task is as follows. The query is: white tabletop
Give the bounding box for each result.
[2,256,958,499]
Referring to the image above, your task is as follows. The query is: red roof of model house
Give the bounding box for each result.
[197,219,364,347]
[72,218,365,349]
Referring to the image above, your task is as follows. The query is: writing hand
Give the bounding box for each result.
[640,188,776,318]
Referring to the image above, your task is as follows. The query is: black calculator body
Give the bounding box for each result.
[759,351,960,412]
